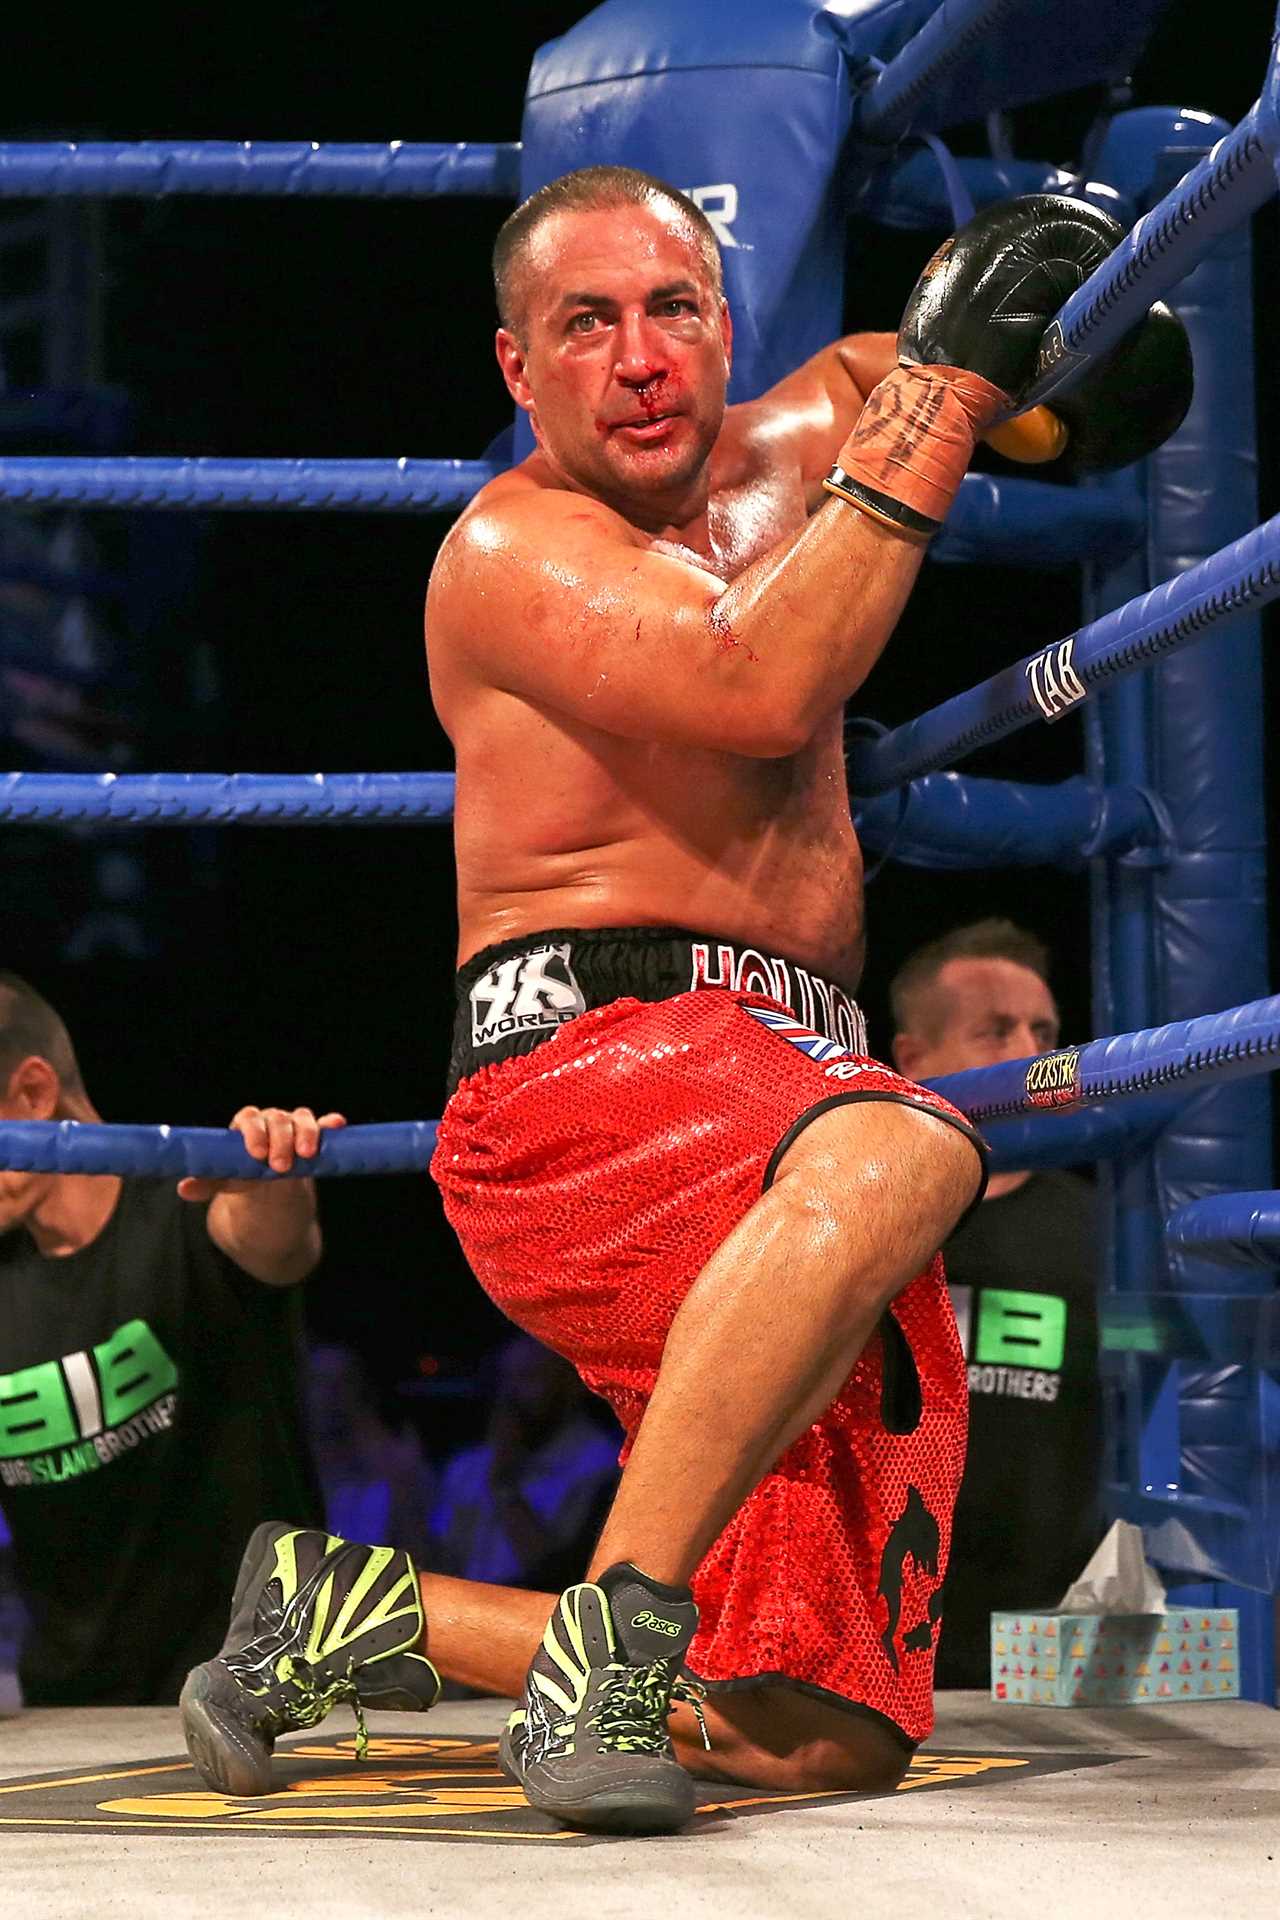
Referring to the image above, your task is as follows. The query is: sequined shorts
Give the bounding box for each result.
[433,929,985,1747]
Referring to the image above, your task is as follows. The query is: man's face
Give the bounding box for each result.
[897,957,1061,1080]
[496,201,732,520]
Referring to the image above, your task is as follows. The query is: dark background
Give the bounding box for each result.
[3,2,1275,1428]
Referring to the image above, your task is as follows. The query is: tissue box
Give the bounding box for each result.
[990,1609,1240,1706]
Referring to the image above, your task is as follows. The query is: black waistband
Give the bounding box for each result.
[448,926,867,1096]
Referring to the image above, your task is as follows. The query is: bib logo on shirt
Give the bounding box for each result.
[0,1318,179,1489]
[949,1285,1067,1404]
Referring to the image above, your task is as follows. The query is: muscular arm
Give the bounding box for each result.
[746,331,899,509]
[428,471,925,761]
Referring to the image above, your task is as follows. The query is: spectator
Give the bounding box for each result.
[0,970,333,1705]
[307,1342,435,1567]
[431,1334,620,1591]
[890,919,1103,1688]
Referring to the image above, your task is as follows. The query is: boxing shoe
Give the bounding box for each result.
[499,1562,706,1834]
[180,1521,437,1796]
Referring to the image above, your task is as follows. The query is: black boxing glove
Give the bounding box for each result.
[824,195,1124,541]
[987,300,1194,474]
[897,193,1124,395]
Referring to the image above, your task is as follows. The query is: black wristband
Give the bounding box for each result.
[821,465,941,543]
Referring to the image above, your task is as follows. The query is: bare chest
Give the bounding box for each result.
[658,464,808,580]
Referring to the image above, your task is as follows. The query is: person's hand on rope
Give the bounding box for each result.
[180,1106,347,1286]
[177,1105,347,1201]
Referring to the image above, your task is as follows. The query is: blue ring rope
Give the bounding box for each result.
[0,770,1162,877]
[0,1120,437,1178]
[0,457,500,514]
[0,463,1143,560]
[0,997,1276,1176]
[856,12,1280,413]
[929,993,1280,1127]
[854,0,1032,148]
[847,509,1280,797]
[0,142,520,199]
[1164,1192,1280,1269]
[1014,100,1280,412]
[0,772,458,824]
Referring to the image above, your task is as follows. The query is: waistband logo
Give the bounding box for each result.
[470,944,586,1049]
[1024,1048,1081,1107]
[690,942,867,1054]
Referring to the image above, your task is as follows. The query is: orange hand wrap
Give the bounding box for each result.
[826,362,1009,539]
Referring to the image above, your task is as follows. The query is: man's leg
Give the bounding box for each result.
[423,1570,910,1792]
[427,1096,978,1794]
[588,1098,977,1585]
[181,1098,969,1804]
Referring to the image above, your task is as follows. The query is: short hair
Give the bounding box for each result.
[889,919,1052,1037]
[492,165,724,338]
[0,971,83,1091]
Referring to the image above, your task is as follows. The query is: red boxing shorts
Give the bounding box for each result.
[433,927,987,1750]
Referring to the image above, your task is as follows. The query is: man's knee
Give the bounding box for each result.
[772,1098,982,1256]
[692,1688,914,1796]
[771,1732,911,1796]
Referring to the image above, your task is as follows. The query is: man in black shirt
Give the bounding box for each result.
[0,970,334,1705]
[890,920,1102,1689]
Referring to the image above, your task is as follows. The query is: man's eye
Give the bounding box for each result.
[568,312,598,333]
[658,299,696,316]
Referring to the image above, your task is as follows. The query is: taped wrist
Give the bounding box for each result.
[826,362,1009,538]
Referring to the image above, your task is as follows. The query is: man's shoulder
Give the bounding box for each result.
[427,462,650,671]
[433,463,637,595]
[453,458,631,541]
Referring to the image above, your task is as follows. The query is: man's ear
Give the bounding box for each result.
[495,328,533,414]
[720,296,733,379]
[7,1055,59,1120]
[892,1032,924,1079]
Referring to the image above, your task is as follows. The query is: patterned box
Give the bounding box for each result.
[989,1608,1240,1706]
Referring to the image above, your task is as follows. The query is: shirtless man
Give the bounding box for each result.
[183,167,1180,1834]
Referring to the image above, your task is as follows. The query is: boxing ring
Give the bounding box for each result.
[1,2,1279,1879]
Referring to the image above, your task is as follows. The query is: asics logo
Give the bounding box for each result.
[632,1611,681,1637]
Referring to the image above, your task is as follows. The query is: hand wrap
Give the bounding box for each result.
[822,362,1008,542]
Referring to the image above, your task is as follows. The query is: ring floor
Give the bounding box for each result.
[1,1692,1275,1918]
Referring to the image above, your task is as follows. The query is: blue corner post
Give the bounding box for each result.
[1084,106,1275,1704]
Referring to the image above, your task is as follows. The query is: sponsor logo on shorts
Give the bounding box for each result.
[877,1485,943,1675]
[631,1611,682,1637]
[469,943,587,1050]
[1025,636,1087,722]
[742,1003,850,1062]
[691,942,867,1054]
[1024,1047,1082,1108]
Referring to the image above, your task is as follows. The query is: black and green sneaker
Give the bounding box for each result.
[180,1521,438,1797]
[499,1562,707,1834]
